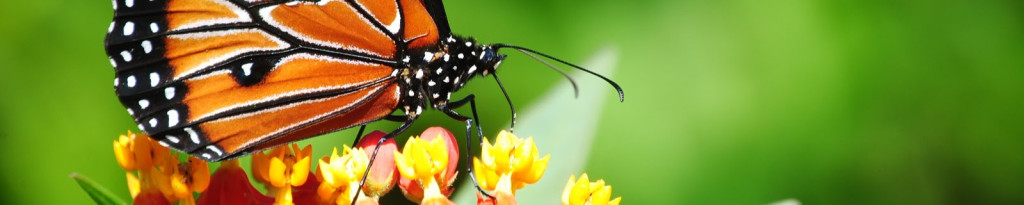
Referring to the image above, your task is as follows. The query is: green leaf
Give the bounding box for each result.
[453,46,620,204]
[71,173,129,205]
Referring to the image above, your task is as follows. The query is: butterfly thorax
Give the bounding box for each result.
[396,36,505,117]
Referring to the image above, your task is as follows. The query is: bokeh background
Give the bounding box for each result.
[1,0,1023,204]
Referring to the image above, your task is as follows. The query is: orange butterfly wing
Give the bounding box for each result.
[105,0,439,161]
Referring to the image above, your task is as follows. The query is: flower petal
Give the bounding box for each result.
[126,172,141,199]
[561,175,575,205]
[131,133,153,169]
[196,160,273,205]
[290,156,310,186]
[395,150,418,180]
[189,157,211,192]
[113,137,137,170]
[591,184,612,205]
[268,157,287,187]
[171,173,191,199]
[473,157,498,191]
[517,154,549,184]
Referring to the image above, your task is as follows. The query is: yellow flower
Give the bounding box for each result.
[113,132,137,171]
[113,130,170,171]
[316,146,371,205]
[126,172,141,198]
[561,173,621,205]
[395,136,449,180]
[473,130,550,195]
[113,131,209,204]
[170,157,211,204]
[394,134,455,204]
[251,143,312,205]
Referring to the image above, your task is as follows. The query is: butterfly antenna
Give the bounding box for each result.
[494,44,625,102]
[511,48,580,98]
[491,73,517,132]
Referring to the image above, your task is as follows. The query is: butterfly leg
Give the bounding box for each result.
[437,94,494,198]
[352,116,417,205]
[351,125,367,146]
[351,115,407,145]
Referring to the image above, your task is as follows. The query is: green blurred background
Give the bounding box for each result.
[2,0,1023,204]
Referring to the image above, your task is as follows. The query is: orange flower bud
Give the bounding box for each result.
[354,131,399,198]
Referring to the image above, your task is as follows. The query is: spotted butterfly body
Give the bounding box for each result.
[105,0,505,161]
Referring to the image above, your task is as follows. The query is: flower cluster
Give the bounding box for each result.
[252,144,313,205]
[105,127,621,205]
[473,130,550,205]
[113,131,210,205]
[562,173,621,205]
[393,127,460,205]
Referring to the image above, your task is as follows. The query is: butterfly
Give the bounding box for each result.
[104,0,623,162]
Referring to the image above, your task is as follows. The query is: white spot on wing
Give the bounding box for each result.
[207,146,223,156]
[138,99,150,109]
[149,72,160,87]
[423,52,433,61]
[241,63,253,76]
[148,118,158,127]
[167,109,179,127]
[108,21,115,33]
[141,40,152,53]
[166,135,181,144]
[123,21,134,36]
[126,75,137,87]
[185,127,200,144]
[165,87,176,100]
[150,22,159,33]
[120,50,132,62]
[125,0,134,8]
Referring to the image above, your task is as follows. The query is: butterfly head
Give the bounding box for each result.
[476,45,506,77]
